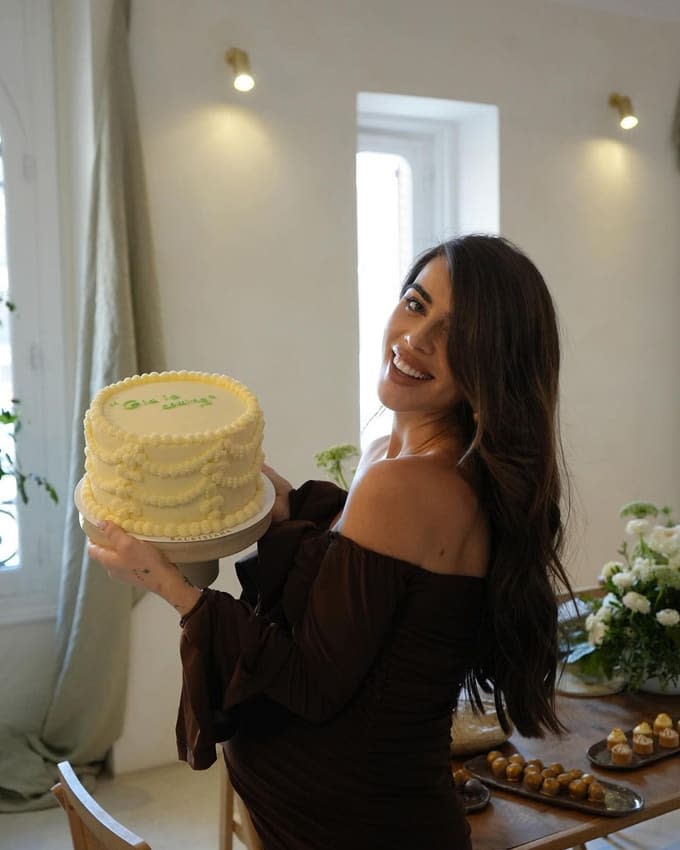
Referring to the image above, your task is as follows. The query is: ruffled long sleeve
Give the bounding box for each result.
[234,480,347,617]
[176,533,412,770]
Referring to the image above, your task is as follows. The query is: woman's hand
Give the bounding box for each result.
[88,521,201,616]
[262,462,293,523]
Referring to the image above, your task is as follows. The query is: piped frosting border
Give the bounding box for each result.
[80,474,265,538]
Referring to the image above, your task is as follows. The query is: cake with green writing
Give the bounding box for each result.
[81,370,264,537]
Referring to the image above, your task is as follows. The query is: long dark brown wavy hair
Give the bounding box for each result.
[401,234,572,737]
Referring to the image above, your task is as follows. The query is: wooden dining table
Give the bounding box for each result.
[453,690,680,850]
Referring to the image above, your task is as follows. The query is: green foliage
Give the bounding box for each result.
[619,501,658,519]
[314,444,360,490]
[0,403,58,508]
[0,299,58,564]
[0,294,15,319]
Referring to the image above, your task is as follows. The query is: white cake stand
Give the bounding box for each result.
[75,475,275,587]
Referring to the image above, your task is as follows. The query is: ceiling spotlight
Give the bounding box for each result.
[609,93,638,130]
[226,48,255,92]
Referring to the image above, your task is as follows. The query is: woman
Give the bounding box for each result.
[90,234,571,850]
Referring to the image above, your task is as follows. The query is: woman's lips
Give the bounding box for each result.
[388,356,433,385]
[391,348,433,381]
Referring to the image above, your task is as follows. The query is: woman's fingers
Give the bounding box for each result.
[262,462,293,522]
[262,463,281,485]
[87,522,174,591]
[262,463,292,491]
[96,520,135,551]
[88,540,121,568]
[95,521,159,564]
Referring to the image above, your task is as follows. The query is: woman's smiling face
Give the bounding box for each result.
[377,255,461,417]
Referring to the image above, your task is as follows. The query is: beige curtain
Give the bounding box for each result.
[673,85,680,171]
[0,0,164,811]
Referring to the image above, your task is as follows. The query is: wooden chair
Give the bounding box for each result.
[219,754,263,850]
[52,761,151,850]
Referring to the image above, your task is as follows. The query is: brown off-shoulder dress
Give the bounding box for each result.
[176,481,485,850]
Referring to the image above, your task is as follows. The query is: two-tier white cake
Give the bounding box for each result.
[81,370,264,538]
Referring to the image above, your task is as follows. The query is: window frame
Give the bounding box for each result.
[357,112,458,253]
[0,0,69,624]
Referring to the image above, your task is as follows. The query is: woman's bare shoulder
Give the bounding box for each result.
[357,435,389,465]
[339,456,488,575]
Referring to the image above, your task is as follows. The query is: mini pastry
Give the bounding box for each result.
[654,713,673,736]
[567,768,583,781]
[486,749,504,765]
[523,763,541,776]
[525,758,543,772]
[658,728,679,749]
[508,753,526,768]
[588,781,606,802]
[633,721,653,737]
[568,779,587,800]
[541,777,560,797]
[505,763,523,782]
[491,756,509,777]
[632,734,654,755]
[547,762,564,775]
[541,766,560,779]
[453,768,473,788]
[607,728,628,750]
[556,772,572,791]
[524,771,543,792]
[580,773,595,786]
[611,743,633,765]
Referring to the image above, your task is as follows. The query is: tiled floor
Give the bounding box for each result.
[2,759,680,850]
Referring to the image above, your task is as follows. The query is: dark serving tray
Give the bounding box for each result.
[464,754,644,817]
[587,716,680,771]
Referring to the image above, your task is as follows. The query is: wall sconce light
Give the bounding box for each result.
[226,48,255,92]
[609,93,638,130]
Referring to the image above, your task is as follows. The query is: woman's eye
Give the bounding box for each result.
[404,297,424,313]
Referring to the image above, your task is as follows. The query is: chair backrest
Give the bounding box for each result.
[52,761,151,850]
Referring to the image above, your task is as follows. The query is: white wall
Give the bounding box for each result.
[127,0,680,572]
[8,0,679,768]
[110,0,680,770]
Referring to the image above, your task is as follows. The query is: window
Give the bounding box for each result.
[356,93,499,448]
[356,150,413,448]
[0,140,19,568]
[0,0,69,623]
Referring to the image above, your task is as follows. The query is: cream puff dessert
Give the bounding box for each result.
[607,728,628,750]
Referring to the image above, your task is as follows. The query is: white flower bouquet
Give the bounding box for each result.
[581,501,680,691]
